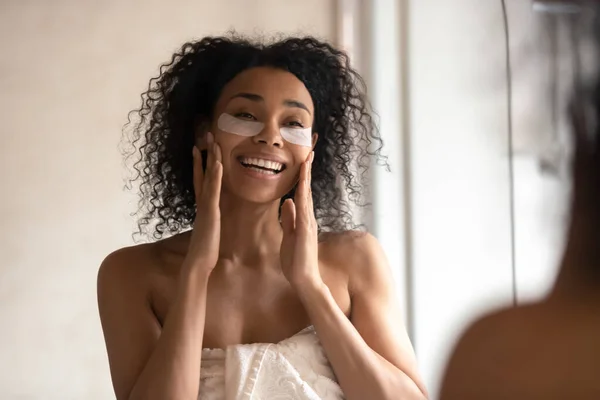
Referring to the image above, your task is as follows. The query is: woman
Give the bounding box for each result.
[98,35,427,400]
[440,4,600,399]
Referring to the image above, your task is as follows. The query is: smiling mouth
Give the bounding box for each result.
[238,157,286,175]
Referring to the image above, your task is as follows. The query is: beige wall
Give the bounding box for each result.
[0,1,335,398]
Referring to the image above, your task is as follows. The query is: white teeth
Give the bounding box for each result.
[240,157,283,171]
[246,166,277,175]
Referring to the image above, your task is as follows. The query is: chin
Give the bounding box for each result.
[223,178,294,206]
[226,186,288,205]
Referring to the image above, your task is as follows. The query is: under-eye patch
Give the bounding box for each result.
[217,113,264,136]
[217,113,312,147]
[279,126,312,147]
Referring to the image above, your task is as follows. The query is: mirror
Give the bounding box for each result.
[1,0,588,398]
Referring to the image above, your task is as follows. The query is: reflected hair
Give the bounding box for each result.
[563,2,600,278]
[122,34,387,240]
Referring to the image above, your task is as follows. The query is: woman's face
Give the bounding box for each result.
[205,66,316,204]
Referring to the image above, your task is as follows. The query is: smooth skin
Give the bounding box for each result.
[439,279,600,400]
[98,67,428,400]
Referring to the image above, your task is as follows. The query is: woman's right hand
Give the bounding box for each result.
[186,132,223,273]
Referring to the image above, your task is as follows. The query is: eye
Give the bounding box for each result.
[286,120,305,128]
[234,112,256,120]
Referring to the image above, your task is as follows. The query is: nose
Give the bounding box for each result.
[252,122,283,148]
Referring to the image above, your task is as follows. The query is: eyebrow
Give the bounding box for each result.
[229,92,311,115]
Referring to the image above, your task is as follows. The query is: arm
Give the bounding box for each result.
[98,140,223,400]
[97,250,211,400]
[280,154,427,399]
[297,233,428,400]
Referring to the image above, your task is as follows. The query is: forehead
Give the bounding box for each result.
[217,67,314,111]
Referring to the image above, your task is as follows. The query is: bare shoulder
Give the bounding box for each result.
[98,243,156,290]
[97,241,175,400]
[318,231,391,295]
[439,307,514,400]
[319,230,378,250]
[442,299,600,399]
[97,240,173,304]
[439,304,545,400]
[319,230,383,265]
[320,231,428,396]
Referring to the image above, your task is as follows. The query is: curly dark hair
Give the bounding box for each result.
[123,34,388,240]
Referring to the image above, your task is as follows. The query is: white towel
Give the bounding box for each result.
[199,326,345,400]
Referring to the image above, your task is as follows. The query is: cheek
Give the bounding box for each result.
[214,132,245,155]
[290,147,312,164]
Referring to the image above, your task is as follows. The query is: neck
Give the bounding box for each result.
[216,191,283,266]
[551,213,600,302]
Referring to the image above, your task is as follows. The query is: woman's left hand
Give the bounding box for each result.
[280,151,322,291]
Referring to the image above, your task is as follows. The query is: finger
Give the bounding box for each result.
[207,159,223,210]
[307,152,316,227]
[308,151,314,195]
[203,132,214,193]
[295,159,308,206]
[214,140,222,163]
[295,159,310,230]
[205,140,223,210]
[192,146,204,203]
[309,151,314,174]
[280,198,296,235]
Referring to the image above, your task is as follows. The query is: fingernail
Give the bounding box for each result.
[207,132,214,144]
